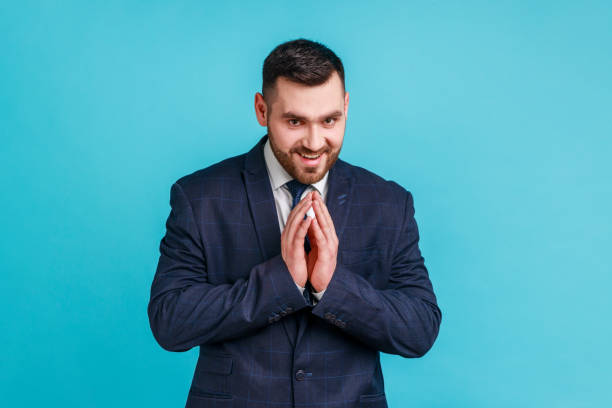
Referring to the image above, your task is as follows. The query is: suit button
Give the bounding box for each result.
[280,310,287,316]
[286,307,293,313]
[268,316,275,323]
[274,314,281,322]
[324,312,336,321]
[295,370,306,381]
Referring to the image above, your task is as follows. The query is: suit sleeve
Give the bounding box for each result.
[148,182,309,352]
[311,190,442,358]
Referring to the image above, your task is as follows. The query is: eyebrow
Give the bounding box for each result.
[281,110,343,121]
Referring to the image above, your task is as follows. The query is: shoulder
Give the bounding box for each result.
[171,152,247,199]
[338,158,410,204]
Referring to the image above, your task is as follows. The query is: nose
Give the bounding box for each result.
[302,124,325,153]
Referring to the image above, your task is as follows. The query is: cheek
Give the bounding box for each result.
[328,131,344,149]
[270,125,304,152]
[269,124,297,150]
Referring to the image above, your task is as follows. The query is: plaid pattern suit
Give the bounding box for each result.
[148,134,442,408]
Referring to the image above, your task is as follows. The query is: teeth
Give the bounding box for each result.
[301,153,320,159]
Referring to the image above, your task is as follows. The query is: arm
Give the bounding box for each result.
[311,190,442,358]
[148,182,309,352]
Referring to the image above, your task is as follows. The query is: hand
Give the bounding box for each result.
[281,191,314,287]
[306,191,338,292]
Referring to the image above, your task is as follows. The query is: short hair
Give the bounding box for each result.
[262,38,345,102]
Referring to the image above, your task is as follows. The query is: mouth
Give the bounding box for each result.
[297,152,324,167]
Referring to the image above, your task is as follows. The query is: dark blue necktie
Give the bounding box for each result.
[285,179,314,304]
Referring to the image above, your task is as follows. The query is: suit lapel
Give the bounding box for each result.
[242,134,354,348]
[242,135,282,262]
[242,135,298,346]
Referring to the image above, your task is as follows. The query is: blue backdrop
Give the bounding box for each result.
[2,1,611,407]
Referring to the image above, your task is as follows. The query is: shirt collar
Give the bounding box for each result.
[263,137,329,194]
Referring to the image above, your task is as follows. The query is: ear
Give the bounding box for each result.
[344,91,349,118]
[254,92,268,127]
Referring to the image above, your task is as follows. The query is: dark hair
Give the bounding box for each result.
[262,38,345,102]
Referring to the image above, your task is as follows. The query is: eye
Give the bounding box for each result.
[324,117,336,126]
[288,119,301,126]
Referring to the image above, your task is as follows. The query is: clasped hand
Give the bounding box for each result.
[280,190,338,293]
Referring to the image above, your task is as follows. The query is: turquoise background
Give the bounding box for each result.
[2,1,611,407]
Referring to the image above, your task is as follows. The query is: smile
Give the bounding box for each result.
[298,152,323,166]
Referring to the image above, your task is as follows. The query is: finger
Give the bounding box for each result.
[315,200,337,247]
[291,215,312,255]
[313,194,336,240]
[318,193,337,238]
[284,191,311,235]
[284,193,313,247]
[296,214,313,244]
[291,192,313,229]
[310,216,327,248]
[311,194,328,230]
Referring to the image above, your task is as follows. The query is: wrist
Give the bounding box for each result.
[310,279,326,293]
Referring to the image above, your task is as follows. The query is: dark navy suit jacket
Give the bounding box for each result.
[148,134,441,408]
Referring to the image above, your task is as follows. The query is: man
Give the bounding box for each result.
[148,38,441,408]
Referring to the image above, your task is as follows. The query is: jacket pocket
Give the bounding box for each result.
[189,390,232,399]
[359,392,388,408]
[186,390,233,408]
[191,353,233,397]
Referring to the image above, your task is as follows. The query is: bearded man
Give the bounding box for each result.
[148,38,441,408]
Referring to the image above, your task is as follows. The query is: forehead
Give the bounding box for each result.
[270,71,345,117]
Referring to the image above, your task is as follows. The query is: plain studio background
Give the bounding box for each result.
[1,1,611,407]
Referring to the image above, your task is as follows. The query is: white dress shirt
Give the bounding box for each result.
[262,137,328,303]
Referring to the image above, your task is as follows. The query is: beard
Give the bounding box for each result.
[267,127,342,185]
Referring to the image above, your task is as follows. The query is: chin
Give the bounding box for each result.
[292,161,325,184]
[298,174,322,185]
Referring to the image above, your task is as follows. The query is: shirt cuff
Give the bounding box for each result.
[295,282,305,295]
[312,288,326,301]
